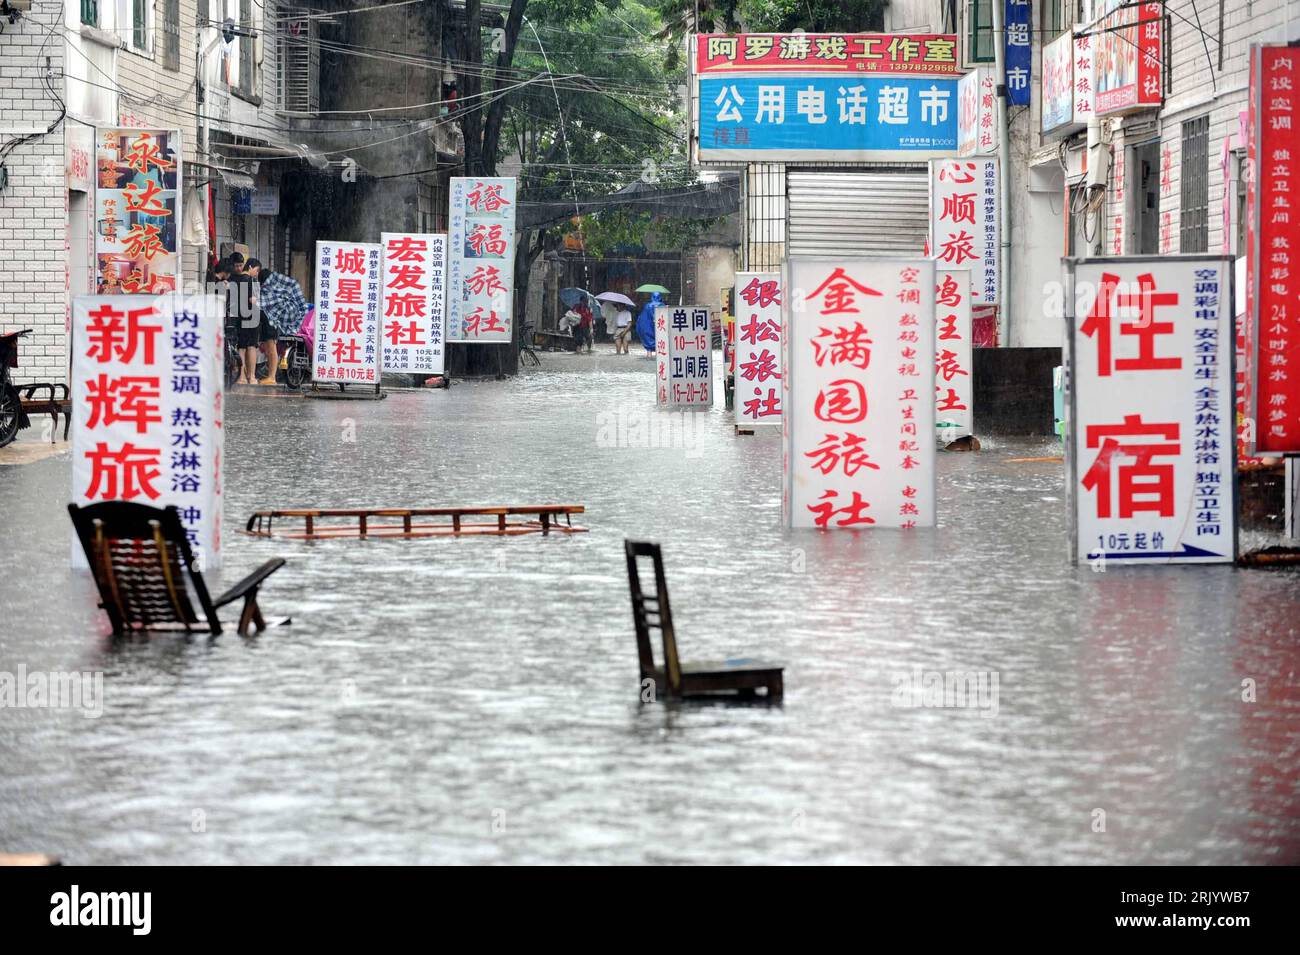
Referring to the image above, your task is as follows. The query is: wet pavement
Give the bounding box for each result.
[1,347,1298,864]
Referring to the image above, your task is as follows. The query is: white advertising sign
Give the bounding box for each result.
[1067,256,1236,564]
[934,268,973,440]
[379,232,446,375]
[313,241,382,385]
[1042,28,1095,135]
[71,293,224,568]
[783,258,937,529]
[734,271,782,425]
[448,176,517,343]
[958,67,998,156]
[929,157,999,305]
[656,306,713,409]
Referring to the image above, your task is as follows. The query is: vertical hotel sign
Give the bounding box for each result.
[783,259,936,529]
[934,268,973,440]
[656,306,713,408]
[379,233,446,375]
[1248,44,1300,454]
[930,158,999,305]
[448,177,517,342]
[314,241,382,384]
[1066,256,1236,564]
[1092,1,1163,116]
[71,294,224,568]
[94,128,181,294]
[734,272,783,425]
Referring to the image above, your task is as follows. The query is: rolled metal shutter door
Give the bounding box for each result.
[786,169,930,257]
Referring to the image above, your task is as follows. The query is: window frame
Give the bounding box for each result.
[1180,116,1210,254]
[967,0,996,65]
[81,0,98,27]
[161,0,180,71]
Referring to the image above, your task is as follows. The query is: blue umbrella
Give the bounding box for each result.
[560,287,599,309]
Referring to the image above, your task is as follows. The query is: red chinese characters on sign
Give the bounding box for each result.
[933,269,972,439]
[696,33,960,76]
[786,259,936,529]
[1069,259,1234,565]
[314,241,382,383]
[71,295,223,568]
[931,158,998,305]
[1248,46,1300,452]
[657,307,712,408]
[1093,2,1163,116]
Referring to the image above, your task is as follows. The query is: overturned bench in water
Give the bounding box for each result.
[244,505,587,540]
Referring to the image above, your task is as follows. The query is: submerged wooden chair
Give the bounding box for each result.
[625,540,783,702]
[69,501,289,637]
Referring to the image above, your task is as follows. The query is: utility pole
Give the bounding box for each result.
[992,0,1012,346]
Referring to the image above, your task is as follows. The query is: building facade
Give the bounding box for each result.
[1,0,464,385]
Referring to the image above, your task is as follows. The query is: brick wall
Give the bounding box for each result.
[0,0,68,385]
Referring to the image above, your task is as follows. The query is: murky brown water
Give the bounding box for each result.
[2,351,1298,863]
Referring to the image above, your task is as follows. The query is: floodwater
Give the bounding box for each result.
[1,350,1298,865]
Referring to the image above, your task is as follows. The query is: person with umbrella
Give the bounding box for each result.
[634,285,669,358]
[596,291,637,354]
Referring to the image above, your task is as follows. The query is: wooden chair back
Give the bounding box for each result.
[624,540,682,694]
[68,502,221,635]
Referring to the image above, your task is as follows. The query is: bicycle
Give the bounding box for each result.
[519,322,541,367]
[0,329,34,447]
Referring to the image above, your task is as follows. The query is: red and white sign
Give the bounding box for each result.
[929,157,999,305]
[1041,28,1095,135]
[71,294,225,569]
[379,232,446,375]
[448,177,516,343]
[1092,1,1163,116]
[1067,257,1236,564]
[958,67,998,156]
[1247,44,1300,453]
[734,272,782,425]
[934,268,973,440]
[314,241,381,384]
[695,33,960,76]
[656,306,713,409]
[783,258,936,529]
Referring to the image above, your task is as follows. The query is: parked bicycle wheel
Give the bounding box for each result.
[0,383,22,448]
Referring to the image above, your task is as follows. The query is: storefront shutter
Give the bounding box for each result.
[786,169,930,258]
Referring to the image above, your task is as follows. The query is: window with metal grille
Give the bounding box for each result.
[1180,116,1209,253]
[81,0,97,26]
[968,0,995,63]
[162,0,180,71]
[133,0,147,49]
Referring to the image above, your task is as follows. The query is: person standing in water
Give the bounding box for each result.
[635,291,664,357]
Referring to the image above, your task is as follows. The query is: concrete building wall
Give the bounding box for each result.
[0,0,69,385]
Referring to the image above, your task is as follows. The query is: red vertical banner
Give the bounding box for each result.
[1249,45,1300,454]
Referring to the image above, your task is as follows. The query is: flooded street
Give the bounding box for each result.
[2,351,1298,865]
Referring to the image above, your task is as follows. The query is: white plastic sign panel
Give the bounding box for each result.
[783,258,937,529]
[448,177,517,343]
[314,241,382,384]
[71,293,224,569]
[1066,256,1236,565]
[734,271,782,425]
[379,232,446,375]
[655,306,713,409]
[934,268,973,440]
[929,157,999,305]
